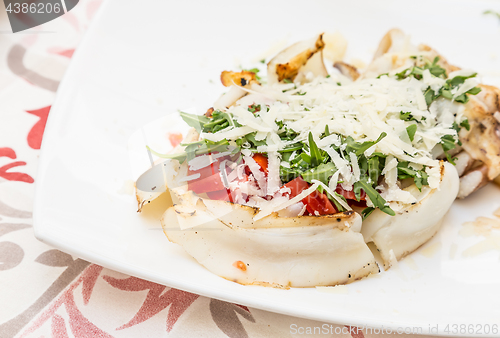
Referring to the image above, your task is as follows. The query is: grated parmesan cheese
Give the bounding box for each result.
[199,58,467,212]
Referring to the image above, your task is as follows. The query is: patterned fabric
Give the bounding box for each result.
[0,2,438,337]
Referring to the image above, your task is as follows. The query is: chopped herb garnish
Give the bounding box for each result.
[400,111,418,122]
[460,119,470,131]
[243,68,261,81]
[248,104,261,113]
[397,161,428,191]
[440,134,458,165]
[393,57,481,106]
[406,124,417,142]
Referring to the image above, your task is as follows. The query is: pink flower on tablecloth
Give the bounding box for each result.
[102,275,199,332]
[0,147,34,183]
[25,105,50,150]
[51,314,69,338]
[20,264,114,338]
[81,264,104,305]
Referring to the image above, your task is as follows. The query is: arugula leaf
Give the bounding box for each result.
[447,73,476,87]
[354,179,395,216]
[427,57,447,78]
[146,146,187,162]
[367,156,382,185]
[301,163,337,186]
[201,110,240,133]
[361,207,375,220]
[440,134,458,165]
[467,87,482,95]
[432,73,481,105]
[322,125,331,138]
[148,139,233,163]
[300,152,311,165]
[391,57,481,106]
[395,56,447,81]
[277,123,300,141]
[460,119,470,131]
[424,87,436,106]
[345,132,387,156]
[453,85,482,104]
[400,111,419,122]
[245,132,267,147]
[279,166,300,182]
[179,111,210,133]
[406,124,417,142]
[308,132,324,167]
[397,161,428,191]
[330,192,348,212]
[279,143,303,152]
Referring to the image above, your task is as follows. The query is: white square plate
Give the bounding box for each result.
[34,0,500,335]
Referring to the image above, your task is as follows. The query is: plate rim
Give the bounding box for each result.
[32,1,500,335]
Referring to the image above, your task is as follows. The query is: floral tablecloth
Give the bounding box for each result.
[0,1,445,337]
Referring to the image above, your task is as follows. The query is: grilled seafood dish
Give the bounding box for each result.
[137,30,500,287]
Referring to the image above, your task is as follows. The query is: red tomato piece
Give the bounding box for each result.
[283,176,310,196]
[252,153,268,173]
[188,172,225,194]
[206,189,233,202]
[303,190,337,215]
[335,184,366,201]
[187,154,229,181]
[283,177,337,215]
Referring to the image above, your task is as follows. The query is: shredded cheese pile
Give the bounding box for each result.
[197,71,470,215]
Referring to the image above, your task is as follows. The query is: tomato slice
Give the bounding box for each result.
[252,153,268,173]
[187,154,228,181]
[186,152,267,199]
[283,176,310,196]
[186,153,233,194]
[206,189,233,202]
[283,177,337,215]
[188,172,225,194]
[304,190,337,215]
[335,184,366,201]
